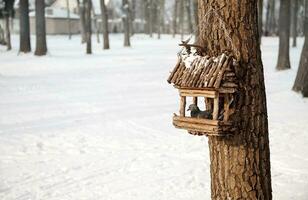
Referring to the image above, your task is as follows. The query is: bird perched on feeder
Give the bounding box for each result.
[187,104,212,119]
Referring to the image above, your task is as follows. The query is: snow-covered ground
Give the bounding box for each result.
[0,34,307,200]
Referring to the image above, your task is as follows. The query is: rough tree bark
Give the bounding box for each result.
[173,0,179,37]
[122,0,131,46]
[197,1,272,199]
[276,0,291,70]
[100,0,110,49]
[34,0,47,56]
[292,0,299,47]
[19,0,31,53]
[84,0,92,54]
[293,0,308,97]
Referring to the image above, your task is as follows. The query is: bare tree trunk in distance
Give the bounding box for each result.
[84,0,92,54]
[5,15,11,50]
[34,0,47,56]
[265,0,276,36]
[292,0,299,47]
[122,0,131,46]
[197,0,272,199]
[258,0,263,43]
[100,0,110,49]
[66,0,71,39]
[148,0,153,37]
[19,0,31,53]
[179,0,184,40]
[276,0,291,70]
[173,0,179,38]
[186,0,193,34]
[77,0,86,43]
[193,0,198,41]
[157,0,165,39]
[293,0,308,97]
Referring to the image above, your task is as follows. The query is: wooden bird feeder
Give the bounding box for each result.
[167,48,238,136]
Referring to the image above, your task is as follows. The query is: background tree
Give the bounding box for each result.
[172,0,179,38]
[66,0,71,39]
[84,0,92,54]
[292,0,299,47]
[19,0,31,53]
[197,0,272,199]
[122,0,131,46]
[193,0,198,40]
[185,0,193,34]
[293,0,308,97]
[179,0,184,40]
[77,0,86,43]
[276,0,291,70]
[100,0,110,49]
[258,0,263,43]
[264,0,276,36]
[1,0,15,50]
[34,0,47,56]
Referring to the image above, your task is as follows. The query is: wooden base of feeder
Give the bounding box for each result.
[173,115,233,136]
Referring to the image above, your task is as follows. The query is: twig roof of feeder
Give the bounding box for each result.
[167,53,238,92]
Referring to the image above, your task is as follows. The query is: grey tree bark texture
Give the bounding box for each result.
[122,0,131,46]
[100,0,110,49]
[197,0,272,199]
[276,0,291,70]
[19,0,31,53]
[292,0,299,47]
[84,0,92,54]
[293,0,308,97]
[34,0,47,56]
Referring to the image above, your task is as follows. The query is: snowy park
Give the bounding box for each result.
[0,34,308,200]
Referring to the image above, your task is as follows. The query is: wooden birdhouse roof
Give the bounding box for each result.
[167,53,238,93]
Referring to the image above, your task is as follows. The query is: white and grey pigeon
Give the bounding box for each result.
[187,104,212,119]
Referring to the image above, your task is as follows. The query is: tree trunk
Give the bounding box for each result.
[34,0,47,56]
[173,0,179,37]
[186,0,193,34]
[100,0,110,49]
[19,0,31,53]
[157,0,165,39]
[179,0,184,40]
[276,0,291,70]
[265,0,276,36]
[293,0,308,97]
[258,0,263,43]
[0,24,6,45]
[122,0,131,46]
[193,0,198,40]
[77,0,86,43]
[148,0,153,37]
[5,15,11,51]
[66,0,71,39]
[84,0,92,54]
[197,1,272,199]
[292,0,299,47]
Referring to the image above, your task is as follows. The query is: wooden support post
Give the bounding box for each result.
[205,97,213,111]
[193,97,198,106]
[213,93,219,120]
[223,94,230,121]
[180,96,186,117]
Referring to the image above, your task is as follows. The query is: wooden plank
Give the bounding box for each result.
[213,94,219,120]
[208,54,227,87]
[179,96,186,117]
[180,89,217,98]
[223,94,230,122]
[167,58,181,83]
[173,115,219,126]
[214,57,231,88]
[173,120,219,133]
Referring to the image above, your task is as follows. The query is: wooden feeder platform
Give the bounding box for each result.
[167,52,238,137]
